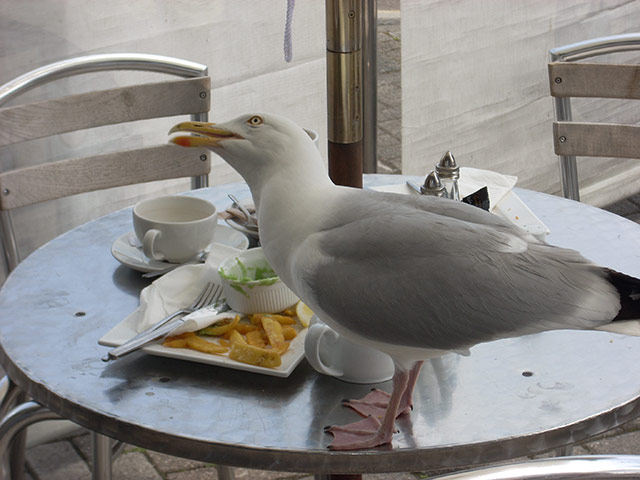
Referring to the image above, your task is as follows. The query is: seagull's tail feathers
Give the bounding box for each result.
[607,269,640,321]
[595,269,640,336]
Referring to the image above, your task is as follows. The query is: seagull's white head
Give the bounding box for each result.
[169,113,329,195]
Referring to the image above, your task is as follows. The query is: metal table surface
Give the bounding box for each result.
[1,175,640,474]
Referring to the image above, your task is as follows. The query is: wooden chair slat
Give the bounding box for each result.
[549,62,640,99]
[553,122,640,159]
[0,77,210,147]
[0,144,210,210]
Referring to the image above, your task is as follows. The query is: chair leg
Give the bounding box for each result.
[0,401,61,480]
[0,379,22,419]
[0,379,27,480]
[558,155,580,201]
[555,444,574,456]
[8,429,26,480]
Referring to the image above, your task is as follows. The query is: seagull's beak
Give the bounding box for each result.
[169,121,243,148]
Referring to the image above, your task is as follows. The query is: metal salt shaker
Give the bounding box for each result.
[436,151,460,200]
[420,171,446,197]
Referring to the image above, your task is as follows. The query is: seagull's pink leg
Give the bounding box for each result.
[327,368,409,450]
[344,361,423,419]
[398,360,423,414]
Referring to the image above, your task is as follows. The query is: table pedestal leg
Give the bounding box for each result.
[91,432,112,480]
[216,465,236,479]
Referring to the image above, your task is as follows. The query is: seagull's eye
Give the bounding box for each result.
[248,115,264,127]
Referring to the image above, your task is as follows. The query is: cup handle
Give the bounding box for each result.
[304,323,343,377]
[142,229,165,261]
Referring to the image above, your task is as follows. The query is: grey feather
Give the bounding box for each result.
[298,188,620,351]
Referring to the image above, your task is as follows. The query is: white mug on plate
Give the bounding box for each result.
[304,316,394,384]
[133,195,217,263]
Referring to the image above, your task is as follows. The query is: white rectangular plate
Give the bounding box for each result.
[492,190,550,240]
[99,315,307,378]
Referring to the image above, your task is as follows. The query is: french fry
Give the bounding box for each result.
[163,331,194,348]
[166,332,194,339]
[251,313,296,325]
[270,314,297,325]
[261,316,286,350]
[246,329,267,348]
[185,335,229,355]
[228,329,247,345]
[229,343,282,368]
[161,309,299,369]
[282,325,297,340]
[234,323,260,334]
[163,337,188,348]
[198,315,240,336]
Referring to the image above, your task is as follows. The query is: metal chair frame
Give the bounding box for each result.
[429,454,640,479]
[549,33,640,201]
[0,53,211,480]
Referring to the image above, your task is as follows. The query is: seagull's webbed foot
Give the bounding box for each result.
[343,361,424,420]
[325,415,390,450]
[326,366,413,450]
[343,388,392,419]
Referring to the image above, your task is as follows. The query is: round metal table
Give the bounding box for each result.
[1,175,640,476]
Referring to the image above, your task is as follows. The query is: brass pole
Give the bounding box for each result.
[362,0,377,174]
[326,0,364,188]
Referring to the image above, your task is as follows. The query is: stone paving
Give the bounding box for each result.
[14,7,640,480]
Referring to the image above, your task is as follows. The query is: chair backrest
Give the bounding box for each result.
[549,33,640,200]
[0,53,212,273]
[429,454,640,479]
[548,33,640,201]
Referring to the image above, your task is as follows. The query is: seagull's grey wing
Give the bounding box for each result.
[365,188,540,241]
[295,191,619,351]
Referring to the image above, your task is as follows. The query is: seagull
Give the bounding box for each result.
[169,113,640,450]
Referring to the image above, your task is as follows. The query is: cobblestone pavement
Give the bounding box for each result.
[15,7,640,480]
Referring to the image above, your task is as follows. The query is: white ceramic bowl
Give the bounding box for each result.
[218,247,298,313]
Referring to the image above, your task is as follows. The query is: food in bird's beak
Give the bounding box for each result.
[168,121,242,148]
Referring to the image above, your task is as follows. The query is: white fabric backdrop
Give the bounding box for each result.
[401,0,640,206]
[0,0,326,281]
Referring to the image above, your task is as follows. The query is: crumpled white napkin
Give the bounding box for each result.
[134,242,242,333]
[373,167,517,211]
[457,167,517,207]
[170,305,240,336]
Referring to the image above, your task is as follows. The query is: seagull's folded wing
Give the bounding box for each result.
[295,190,619,352]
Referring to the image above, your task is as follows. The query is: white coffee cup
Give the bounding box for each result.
[304,316,394,384]
[133,195,217,263]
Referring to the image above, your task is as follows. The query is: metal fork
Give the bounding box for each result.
[228,194,258,231]
[102,282,222,361]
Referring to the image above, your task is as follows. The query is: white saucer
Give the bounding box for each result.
[111,225,249,273]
